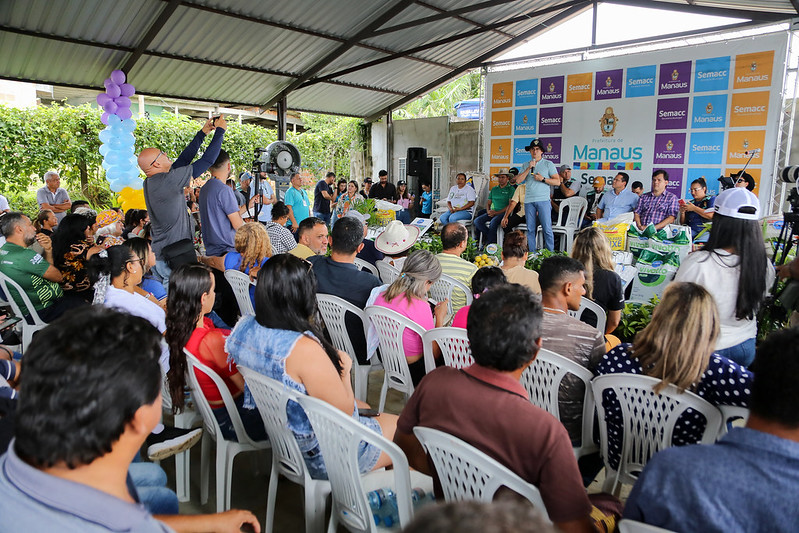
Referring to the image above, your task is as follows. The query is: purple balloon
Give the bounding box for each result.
[104,100,118,114]
[101,112,110,125]
[115,96,131,109]
[103,78,114,89]
[120,83,135,97]
[96,93,111,106]
[106,84,121,99]
[110,69,126,85]
[117,107,133,121]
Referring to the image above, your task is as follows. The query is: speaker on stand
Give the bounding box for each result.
[406,147,428,219]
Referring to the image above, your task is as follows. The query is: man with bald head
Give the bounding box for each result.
[139,115,227,286]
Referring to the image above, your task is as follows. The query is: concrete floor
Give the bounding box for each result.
[162,369,627,531]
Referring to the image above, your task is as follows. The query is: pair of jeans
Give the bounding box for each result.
[716,338,756,367]
[212,394,268,442]
[129,461,179,515]
[439,210,471,225]
[151,260,173,292]
[473,213,503,245]
[524,201,554,252]
[313,211,331,226]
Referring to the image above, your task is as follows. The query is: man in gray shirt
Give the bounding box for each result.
[36,171,72,222]
[139,115,226,286]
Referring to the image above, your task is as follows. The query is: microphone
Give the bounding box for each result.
[744,148,761,155]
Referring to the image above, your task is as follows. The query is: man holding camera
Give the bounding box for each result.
[139,115,227,287]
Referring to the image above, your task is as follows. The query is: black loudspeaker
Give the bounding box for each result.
[407,147,427,176]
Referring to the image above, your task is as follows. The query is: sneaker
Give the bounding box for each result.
[146,426,202,461]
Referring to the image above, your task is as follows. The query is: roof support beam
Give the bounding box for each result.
[791,0,799,15]
[121,0,181,74]
[377,0,517,35]
[365,2,592,122]
[302,0,587,89]
[414,0,515,38]
[260,0,417,110]
[604,0,790,22]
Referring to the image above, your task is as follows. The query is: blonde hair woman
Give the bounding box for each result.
[593,282,752,472]
[374,250,448,385]
[571,227,623,334]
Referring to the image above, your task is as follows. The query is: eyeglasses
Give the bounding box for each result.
[690,187,704,192]
[301,258,313,273]
[145,151,165,171]
[127,256,143,268]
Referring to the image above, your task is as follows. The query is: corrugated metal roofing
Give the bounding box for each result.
[0,0,793,118]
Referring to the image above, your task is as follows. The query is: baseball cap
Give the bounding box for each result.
[524,139,545,152]
[363,177,373,184]
[714,187,760,220]
[239,172,252,182]
[508,167,520,177]
[594,176,606,188]
[558,164,571,173]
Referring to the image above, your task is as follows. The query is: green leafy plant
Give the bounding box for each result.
[614,295,659,343]
[353,198,380,227]
[524,249,567,272]
[410,234,443,256]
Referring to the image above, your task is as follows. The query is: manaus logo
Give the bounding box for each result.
[599,106,619,137]
[671,69,679,81]
[605,76,613,87]
[549,82,556,93]
[706,102,713,114]
[751,62,758,72]
[546,142,553,153]
[522,115,529,124]
[742,138,749,149]
[498,145,504,153]
[666,139,674,151]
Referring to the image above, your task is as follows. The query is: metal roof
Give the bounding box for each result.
[0,0,794,119]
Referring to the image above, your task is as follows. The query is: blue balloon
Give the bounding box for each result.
[107,166,124,181]
[107,114,122,126]
[102,160,112,170]
[99,144,110,156]
[99,129,113,144]
[109,138,124,150]
[120,118,136,133]
[106,151,125,165]
[120,132,135,145]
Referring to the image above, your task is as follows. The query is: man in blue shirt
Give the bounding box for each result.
[623,328,799,533]
[595,172,639,221]
[284,172,310,232]
[516,138,560,252]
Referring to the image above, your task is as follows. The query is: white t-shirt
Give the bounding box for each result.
[447,185,476,212]
[675,250,774,350]
[250,179,275,222]
[0,195,9,212]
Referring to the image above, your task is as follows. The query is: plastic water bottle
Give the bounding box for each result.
[367,488,398,527]
[411,487,431,509]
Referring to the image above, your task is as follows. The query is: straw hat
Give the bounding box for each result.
[374,220,420,255]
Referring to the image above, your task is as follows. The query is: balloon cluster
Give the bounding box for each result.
[97,70,143,202]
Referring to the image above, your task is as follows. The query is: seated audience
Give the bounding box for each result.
[500,230,541,294]
[124,209,149,239]
[634,169,679,231]
[34,209,58,237]
[595,172,639,221]
[630,181,643,196]
[595,282,751,474]
[571,227,623,334]
[263,201,297,255]
[623,328,799,532]
[474,170,513,246]
[584,177,605,226]
[679,177,714,239]
[435,222,477,313]
[288,217,328,260]
[95,209,125,248]
[225,222,272,278]
[451,266,507,329]
[352,210,384,266]
[374,250,448,386]
[310,216,381,365]
[52,212,104,302]
[124,237,167,308]
[538,256,605,443]
[394,284,599,533]
[374,220,420,271]
[165,263,266,441]
[404,498,557,533]
[0,212,86,322]
[500,182,526,233]
[227,254,395,480]
[439,172,476,225]
[0,306,260,532]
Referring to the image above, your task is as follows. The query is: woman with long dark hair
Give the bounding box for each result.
[226,254,396,479]
[52,213,104,301]
[675,187,773,366]
[571,226,623,334]
[124,237,167,308]
[164,263,266,440]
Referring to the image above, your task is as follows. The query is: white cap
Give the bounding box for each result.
[714,187,760,220]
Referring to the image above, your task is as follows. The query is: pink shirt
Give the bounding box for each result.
[451,305,470,329]
[374,292,434,357]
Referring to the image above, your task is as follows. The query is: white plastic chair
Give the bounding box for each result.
[537,196,587,253]
[224,269,255,316]
[354,258,379,277]
[316,294,381,402]
[183,349,270,512]
[618,519,677,533]
[237,367,331,533]
[365,305,430,413]
[422,327,472,370]
[429,273,473,318]
[296,394,432,533]
[159,372,202,502]
[592,374,723,494]
[717,405,750,438]
[375,261,400,285]
[568,297,607,334]
[0,271,47,352]
[413,427,551,522]
[520,348,598,459]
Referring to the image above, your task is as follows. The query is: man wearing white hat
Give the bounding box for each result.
[374,220,421,271]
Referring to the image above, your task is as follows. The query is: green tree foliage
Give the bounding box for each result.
[288,113,366,178]
[392,71,482,119]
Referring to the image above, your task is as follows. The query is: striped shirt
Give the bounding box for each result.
[435,252,477,313]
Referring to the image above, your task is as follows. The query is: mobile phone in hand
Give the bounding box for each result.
[358,408,380,417]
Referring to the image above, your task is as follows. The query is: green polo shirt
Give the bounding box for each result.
[488,183,515,211]
[0,242,62,314]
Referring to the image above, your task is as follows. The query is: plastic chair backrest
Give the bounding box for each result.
[592,373,722,489]
[413,427,550,522]
[618,519,677,533]
[353,258,379,277]
[717,405,750,438]
[423,327,473,370]
[520,348,597,456]
[365,305,430,387]
[429,273,473,317]
[316,294,365,357]
[375,261,400,285]
[224,269,254,316]
[568,297,607,333]
[237,366,313,484]
[0,271,46,325]
[556,196,588,228]
[183,349,262,447]
[296,394,414,533]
